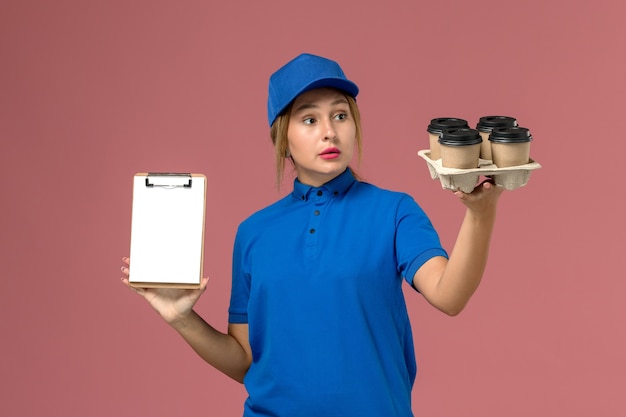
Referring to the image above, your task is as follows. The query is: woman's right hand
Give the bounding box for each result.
[120,257,210,324]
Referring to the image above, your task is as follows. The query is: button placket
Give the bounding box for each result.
[304,187,330,256]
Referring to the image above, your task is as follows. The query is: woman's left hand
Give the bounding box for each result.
[453,179,504,217]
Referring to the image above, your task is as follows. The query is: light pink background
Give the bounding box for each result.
[1,0,624,416]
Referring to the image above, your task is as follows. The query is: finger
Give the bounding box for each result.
[480,177,496,187]
[120,266,139,292]
[122,256,130,266]
[120,276,146,296]
[199,276,210,291]
[469,180,497,197]
[482,180,504,197]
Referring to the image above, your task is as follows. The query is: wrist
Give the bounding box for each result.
[167,309,197,330]
[466,207,497,224]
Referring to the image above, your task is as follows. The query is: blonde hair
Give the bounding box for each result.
[269,93,362,189]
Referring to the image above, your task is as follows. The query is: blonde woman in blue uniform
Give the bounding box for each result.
[121,53,503,416]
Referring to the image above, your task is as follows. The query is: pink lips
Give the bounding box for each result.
[320,147,341,160]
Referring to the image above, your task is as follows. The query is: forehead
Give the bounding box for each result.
[291,88,348,111]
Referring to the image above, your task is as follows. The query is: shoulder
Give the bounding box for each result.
[349,181,431,224]
[236,194,293,236]
[351,180,419,206]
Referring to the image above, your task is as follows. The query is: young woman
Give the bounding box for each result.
[121,53,503,416]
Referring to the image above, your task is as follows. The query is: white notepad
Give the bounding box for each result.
[129,173,206,288]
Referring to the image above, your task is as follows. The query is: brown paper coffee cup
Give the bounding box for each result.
[439,128,482,169]
[476,116,518,160]
[478,131,491,160]
[489,127,532,167]
[427,118,469,160]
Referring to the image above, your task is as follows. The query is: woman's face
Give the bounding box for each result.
[287,88,357,187]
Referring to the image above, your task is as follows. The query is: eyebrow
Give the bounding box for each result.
[292,97,349,113]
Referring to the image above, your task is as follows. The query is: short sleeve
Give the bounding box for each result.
[394,194,448,286]
[228,226,250,323]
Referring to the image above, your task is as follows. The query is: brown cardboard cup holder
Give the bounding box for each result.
[418,149,541,193]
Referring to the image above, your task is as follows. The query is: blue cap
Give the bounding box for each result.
[267,53,359,126]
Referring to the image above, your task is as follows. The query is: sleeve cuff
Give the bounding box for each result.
[228,311,249,324]
[404,248,449,287]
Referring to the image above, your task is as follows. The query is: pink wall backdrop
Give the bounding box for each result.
[1,0,624,416]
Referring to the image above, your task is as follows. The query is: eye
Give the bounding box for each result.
[334,112,348,121]
[303,117,315,125]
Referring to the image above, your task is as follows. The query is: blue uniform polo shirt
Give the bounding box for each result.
[229,169,448,417]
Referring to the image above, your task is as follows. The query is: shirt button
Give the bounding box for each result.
[309,228,316,234]
[334,191,339,196]
[314,210,320,216]
[316,190,323,196]
[301,195,305,200]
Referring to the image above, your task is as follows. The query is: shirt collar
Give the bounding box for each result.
[292,169,356,202]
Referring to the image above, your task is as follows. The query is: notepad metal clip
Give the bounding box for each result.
[145,173,192,188]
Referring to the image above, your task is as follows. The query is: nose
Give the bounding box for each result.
[321,117,337,141]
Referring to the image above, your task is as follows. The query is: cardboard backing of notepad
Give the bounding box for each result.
[129,173,206,289]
